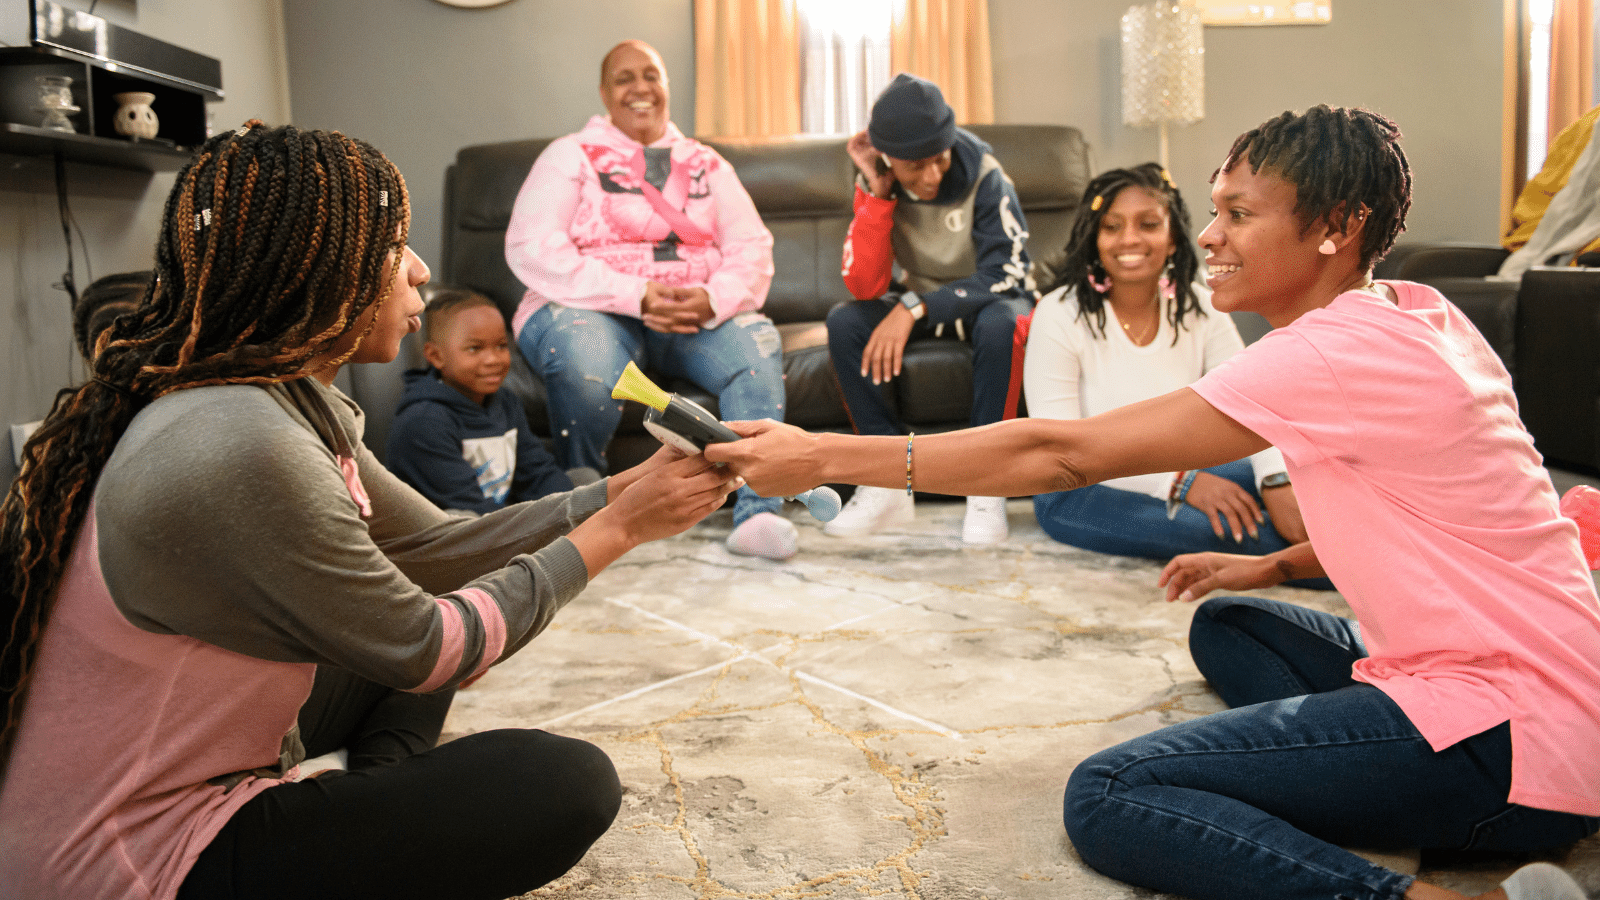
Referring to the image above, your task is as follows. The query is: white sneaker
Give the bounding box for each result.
[824,485,915,537]
[962,496,1009,545]
[1502,862,1587,900]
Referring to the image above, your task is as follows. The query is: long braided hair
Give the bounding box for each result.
[1217,104,1412,270]
[1045,162,1203,344]
[0,122,409,762]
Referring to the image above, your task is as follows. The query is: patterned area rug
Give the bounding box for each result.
[440,499,1600,900]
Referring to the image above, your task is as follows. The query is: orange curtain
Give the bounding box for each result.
[890,0,994,125]
[1547,0,1596,141]
[693,0,802,139]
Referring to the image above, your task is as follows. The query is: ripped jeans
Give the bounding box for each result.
[517,304,786,525]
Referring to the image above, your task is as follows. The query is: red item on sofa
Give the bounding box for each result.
[1560,484,1600,570]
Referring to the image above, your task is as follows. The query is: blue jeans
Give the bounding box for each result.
[826,295,1031,435]
[1034,460,1334,589]
[518,305,785,525]
[1063,596,1599,900]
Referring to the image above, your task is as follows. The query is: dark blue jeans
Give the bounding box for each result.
[1034,460,1334,589]
[826,295,1031,435]
[1063,596,1599,900]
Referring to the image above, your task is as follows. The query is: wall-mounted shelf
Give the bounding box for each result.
[0,9,221,173]
[0,120,192,171]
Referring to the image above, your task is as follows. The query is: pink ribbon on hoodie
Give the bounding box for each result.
[628,147,712,246]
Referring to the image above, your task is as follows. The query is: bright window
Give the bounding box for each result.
[798,0,895,135]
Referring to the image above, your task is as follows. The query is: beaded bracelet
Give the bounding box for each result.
[906,433,916,496]
[1175,469,1199,504]
[1165,469,1198,520]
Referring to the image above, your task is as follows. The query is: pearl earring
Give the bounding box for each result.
[1318,239,1337,255]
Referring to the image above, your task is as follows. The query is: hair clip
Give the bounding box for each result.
[1090,195,1104,211]
[379,190,388,208]
[193,208,212,232]
[234,125,250,137]
[1161,168,1176,188]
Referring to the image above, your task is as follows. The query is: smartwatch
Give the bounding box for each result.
[899,291,926,320]
[1260,472,1291,490]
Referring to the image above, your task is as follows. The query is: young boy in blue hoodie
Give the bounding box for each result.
[388,289,575,513]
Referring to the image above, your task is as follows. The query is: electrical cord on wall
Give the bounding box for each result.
[52,151,91,307]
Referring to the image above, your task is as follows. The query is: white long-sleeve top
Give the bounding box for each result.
[1022,284,1287,499]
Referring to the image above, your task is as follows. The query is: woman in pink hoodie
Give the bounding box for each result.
[506,39,797,562]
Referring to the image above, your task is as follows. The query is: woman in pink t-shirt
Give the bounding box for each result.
[707,105,1600,900]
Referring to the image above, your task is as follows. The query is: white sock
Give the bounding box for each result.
[1502,862,1587,900]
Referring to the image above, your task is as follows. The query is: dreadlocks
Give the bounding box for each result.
[1045,162,1204,344]
[0,122,409,763]
[1217,104,1412,270]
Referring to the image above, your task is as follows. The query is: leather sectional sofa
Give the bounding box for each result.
[382,124,1093,472]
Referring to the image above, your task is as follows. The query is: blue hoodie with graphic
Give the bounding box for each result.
[387,368,572,514]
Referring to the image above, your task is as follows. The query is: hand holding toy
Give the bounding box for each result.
[611,362,841,522]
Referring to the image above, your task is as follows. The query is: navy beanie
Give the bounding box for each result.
[868,73,956,160]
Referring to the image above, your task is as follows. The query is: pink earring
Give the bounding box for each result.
[1087,266,1112,294]
[1318,239,1337,255]
[1159,259,1176,301]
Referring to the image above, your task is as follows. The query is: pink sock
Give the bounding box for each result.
[726,511,799,561]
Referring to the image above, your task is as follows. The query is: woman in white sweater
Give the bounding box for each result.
[1024,164,1317,570]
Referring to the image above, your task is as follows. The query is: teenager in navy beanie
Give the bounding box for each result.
[826,73,1036,546]
[867,73,957,161]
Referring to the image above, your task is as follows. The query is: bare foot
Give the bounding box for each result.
[1404,883,1507,900]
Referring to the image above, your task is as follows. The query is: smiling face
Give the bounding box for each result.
[425,303,511,406]
[886,149,952,201]
[601,41,670,145]
[1198,163,1327,327]
[1096,187,1174,292]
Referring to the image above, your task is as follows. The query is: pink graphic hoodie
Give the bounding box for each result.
[505,115,774,337]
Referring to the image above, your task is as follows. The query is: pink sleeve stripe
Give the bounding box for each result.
[416,597,467,693]
[458,588,507,680]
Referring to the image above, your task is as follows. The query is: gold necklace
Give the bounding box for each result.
[1117,302,1159,345]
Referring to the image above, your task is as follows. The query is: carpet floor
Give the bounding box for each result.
[440,499,1600,900]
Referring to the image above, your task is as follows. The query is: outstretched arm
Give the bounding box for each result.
[705,385,1270,500]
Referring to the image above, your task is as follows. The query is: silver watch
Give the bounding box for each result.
[1260,472,1291,490]
[899,291,926,320]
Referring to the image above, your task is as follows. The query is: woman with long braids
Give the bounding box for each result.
[707,105,1600,900]
[0,122,738,900]
[1025,162,1316,566]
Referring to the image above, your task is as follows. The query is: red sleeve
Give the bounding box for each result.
[841,184,897,300]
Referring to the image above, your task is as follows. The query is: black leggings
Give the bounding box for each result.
[178,669,621,900]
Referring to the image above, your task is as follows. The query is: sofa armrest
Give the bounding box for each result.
[1375,242,1510,281]
[1515,266,1600,471]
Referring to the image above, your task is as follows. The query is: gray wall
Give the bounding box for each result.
[990,0,1504,245]
[1,0,292,484]
[281,0,696,279]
